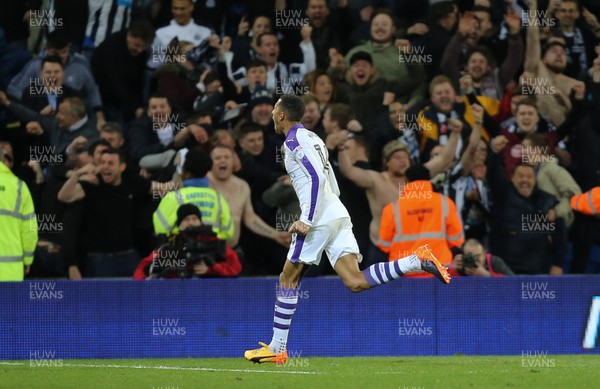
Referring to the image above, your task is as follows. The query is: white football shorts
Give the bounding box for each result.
[287,217,362,268]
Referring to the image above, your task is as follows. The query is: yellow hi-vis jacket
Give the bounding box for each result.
[0,161,38,281]
[571,187,600,216]
[153,186,234,240]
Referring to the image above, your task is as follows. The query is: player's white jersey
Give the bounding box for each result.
[283,124,349,227]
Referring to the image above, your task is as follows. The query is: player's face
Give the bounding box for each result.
[386,150,410,176]
[431,82,456,113]
[466,52,488,82]
[272,101,285,134]
[511,165,536,197]
[302,102,321,129]
[240,131,264,156]
[370,14,395,44]
[313,74,333,104]
[515,105,539,133]
[172,0,194,25]
[210,147,233,180]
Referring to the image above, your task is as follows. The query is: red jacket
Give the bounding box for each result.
[133,245,242,279]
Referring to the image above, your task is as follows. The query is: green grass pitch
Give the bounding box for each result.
[2,355,599,389]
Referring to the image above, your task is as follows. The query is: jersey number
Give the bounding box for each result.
[314,145,329,172]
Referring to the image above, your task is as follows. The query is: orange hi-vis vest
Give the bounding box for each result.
[571,187,600,216]
[378,180,464,264]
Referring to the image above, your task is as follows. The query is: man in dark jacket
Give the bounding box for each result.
[91,20,154,123]
[487,135,565,275]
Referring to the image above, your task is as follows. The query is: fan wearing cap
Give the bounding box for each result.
[335,51,392,132]
[336,114,466,266]
[342,9,426,107]
[133,203,241,279]
[523,0,583,127]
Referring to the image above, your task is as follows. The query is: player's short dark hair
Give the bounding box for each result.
[278,94,305,122]
[183,147,213,178]
[41,55,64,69]
[327,103,352,128]
[46,30,70,50]
[100,147,127,164]
[257,32,278,47]
[89,139,111,156]
[128,19,155,43]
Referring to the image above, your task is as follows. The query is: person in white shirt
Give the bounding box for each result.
[243,94,452,365]
[148,0,218,69]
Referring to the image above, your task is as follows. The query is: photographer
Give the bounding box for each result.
[449,239,514,277]
[133,204,241,279]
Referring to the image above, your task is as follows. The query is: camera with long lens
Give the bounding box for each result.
[150,225,226,278]
[458,253,478,276]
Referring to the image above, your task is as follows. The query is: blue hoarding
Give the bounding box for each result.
[1,276,599,359]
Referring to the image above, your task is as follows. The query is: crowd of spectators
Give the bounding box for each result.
[1,0,599,280]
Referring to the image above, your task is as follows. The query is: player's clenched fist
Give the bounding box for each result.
[288,220,310,235]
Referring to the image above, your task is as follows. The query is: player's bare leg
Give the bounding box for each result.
[244,260,304,364]
[334,253,371,292]
[335,244,451,293]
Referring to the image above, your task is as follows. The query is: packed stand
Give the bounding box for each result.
[1,0,599,280]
